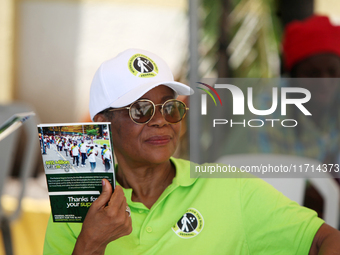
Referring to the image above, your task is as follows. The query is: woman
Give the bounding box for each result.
[87,145,98,171]
[44,49,340,255]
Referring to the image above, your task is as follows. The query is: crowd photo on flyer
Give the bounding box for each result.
[39,132,112,172]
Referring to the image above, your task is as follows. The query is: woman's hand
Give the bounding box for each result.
[72,179,132,255]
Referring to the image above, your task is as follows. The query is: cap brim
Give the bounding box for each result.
[108,81,194,108]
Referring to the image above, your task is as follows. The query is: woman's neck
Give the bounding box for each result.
[115,158,176,209]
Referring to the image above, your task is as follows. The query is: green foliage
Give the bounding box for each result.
[201,0,223,40]
[86,129,98,136]
[201,0,282,78]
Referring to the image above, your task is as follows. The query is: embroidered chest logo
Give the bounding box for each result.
[172,208,204,239]
[128,54,158,78]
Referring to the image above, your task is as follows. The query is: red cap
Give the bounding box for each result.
[282,15,340,71]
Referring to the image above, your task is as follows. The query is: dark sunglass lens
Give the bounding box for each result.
[130,101,154,123]
[164,101,186,123]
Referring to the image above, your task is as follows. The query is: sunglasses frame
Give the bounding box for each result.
[108,99,189,125]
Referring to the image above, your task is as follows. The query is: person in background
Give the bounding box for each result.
[46,136,50,149]
[87,145,98,171]
[259,15,340,162]
[101,144,111,171]
[67,139,72,158]
[64,139,69,157]
[58,138,63,152]
[242,15,340,220]
[79,140,88,167]
[71,141,80,167]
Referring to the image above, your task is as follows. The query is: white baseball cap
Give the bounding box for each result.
[89,48,194,120]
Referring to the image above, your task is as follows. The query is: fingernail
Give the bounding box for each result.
[102,180,105,186]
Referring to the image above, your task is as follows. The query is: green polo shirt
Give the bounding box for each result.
[43,157,324,254]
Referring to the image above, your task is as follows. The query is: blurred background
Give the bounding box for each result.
[1,0,340,254]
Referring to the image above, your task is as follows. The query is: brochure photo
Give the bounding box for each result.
[37,122,115,223]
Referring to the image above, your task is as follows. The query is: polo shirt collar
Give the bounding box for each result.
[115,158,198,210]
[170,157,198,187]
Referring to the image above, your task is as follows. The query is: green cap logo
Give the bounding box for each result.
[128,54,158,78]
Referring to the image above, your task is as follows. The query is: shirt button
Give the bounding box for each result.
[146,226,152,233]
[138,209,144,214]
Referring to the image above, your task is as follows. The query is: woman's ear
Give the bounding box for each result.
[93,113,108,122]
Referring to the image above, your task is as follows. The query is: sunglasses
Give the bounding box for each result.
[108,99,189,125]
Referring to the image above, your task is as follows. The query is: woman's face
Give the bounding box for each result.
[106,85,182,166]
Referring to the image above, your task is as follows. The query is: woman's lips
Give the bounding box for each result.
[145,135,171,145]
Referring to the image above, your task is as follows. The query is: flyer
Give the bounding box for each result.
[37,122,115,223]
